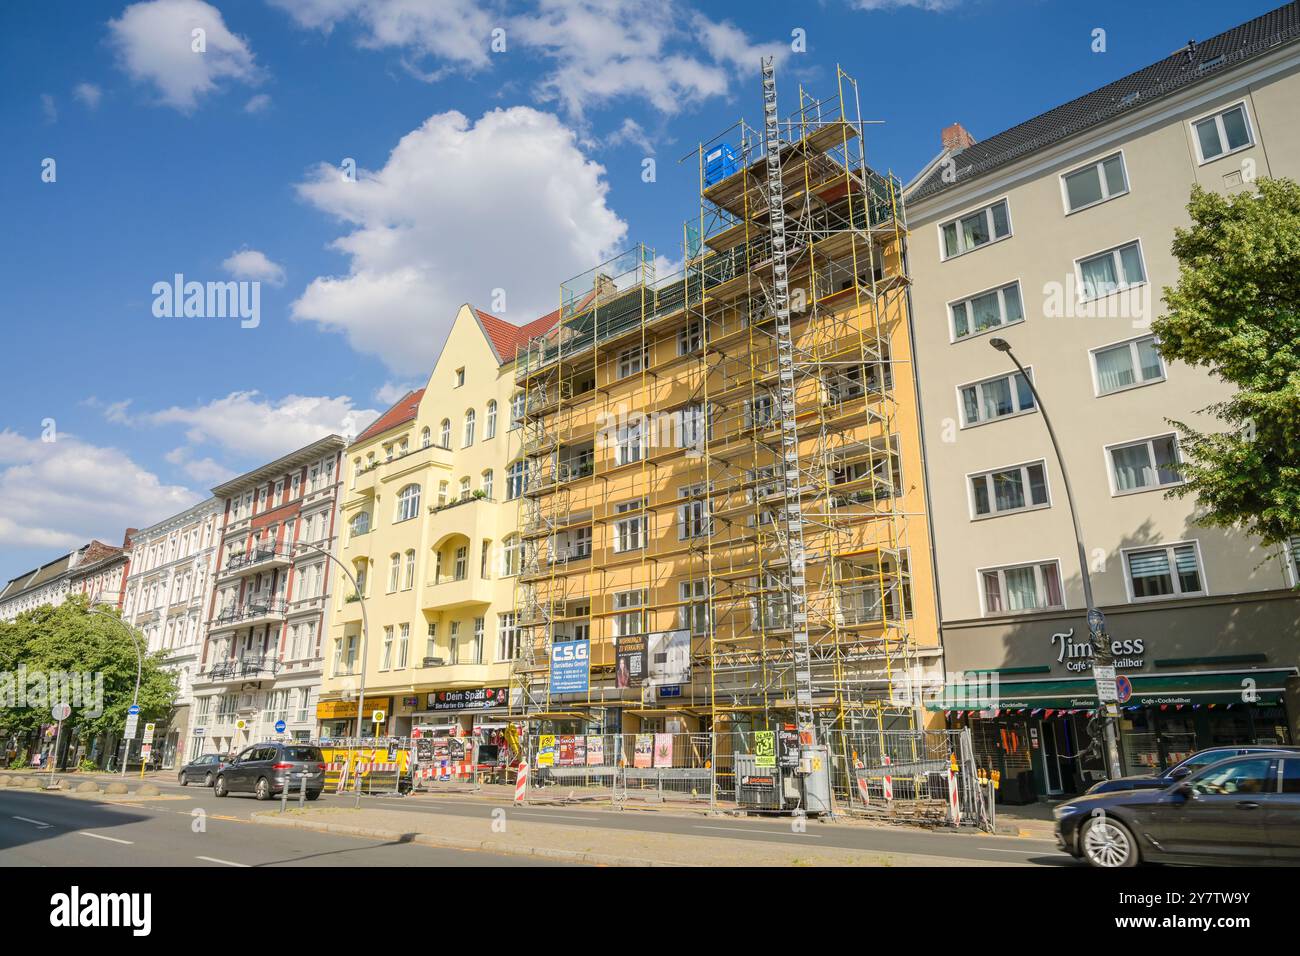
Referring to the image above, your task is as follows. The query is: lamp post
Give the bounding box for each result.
[90,605,143,777]
[294,539,370,808]
[988,337,1122,779]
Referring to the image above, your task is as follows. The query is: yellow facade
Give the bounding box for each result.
[319,305,525,738]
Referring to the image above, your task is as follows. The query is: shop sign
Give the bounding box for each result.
[550,639,590,694]
[426,687,508,712]
[1051,627,1145,672]
[316,697,393,720]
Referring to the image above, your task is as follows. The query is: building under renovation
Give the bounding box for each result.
[509,64,942,752]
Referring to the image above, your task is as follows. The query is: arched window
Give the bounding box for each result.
[395,483,421,522]
[459,476,471,500]
[485,400,498,439]
[463,408,476,447]
[439,419,451,448]
[482,469,494,499]
[403,549,416,590]
[421,426,431,448]
[387,553,401,593]
[350,511,370,537]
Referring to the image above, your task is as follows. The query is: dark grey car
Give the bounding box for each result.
[177,752,232,787]
[214,742,326,801]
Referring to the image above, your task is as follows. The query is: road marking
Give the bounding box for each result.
[694,825,822,838]
[195,856,249,867]
[983,847,1051,855]
[12,815,52,828]
[79,831,133,845]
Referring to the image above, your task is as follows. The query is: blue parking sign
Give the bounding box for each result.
[275,720,287,733]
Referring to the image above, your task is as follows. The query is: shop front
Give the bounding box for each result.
[933,593,1300,801]
[410,686,518,778]
[315,696,394,739]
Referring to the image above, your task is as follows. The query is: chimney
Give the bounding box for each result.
[593,272,619,303]
[941,122,976,152]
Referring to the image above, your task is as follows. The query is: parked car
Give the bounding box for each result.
[214,742,326,801]
[1055,752,1300,866]
[177,753,233,787]
[1086,745,1298,794]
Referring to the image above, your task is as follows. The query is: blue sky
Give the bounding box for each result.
[0,0,1283,580]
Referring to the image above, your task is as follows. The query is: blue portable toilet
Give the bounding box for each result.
[704,144,738,186]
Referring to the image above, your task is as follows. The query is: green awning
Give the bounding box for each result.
[927,670,1294,712]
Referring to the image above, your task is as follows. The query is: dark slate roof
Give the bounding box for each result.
[909,1,1300,202]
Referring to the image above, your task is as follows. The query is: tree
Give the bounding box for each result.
[1152,177,1300,555]
[0,596,177,746]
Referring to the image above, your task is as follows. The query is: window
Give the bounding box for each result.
[425,622,438,662]
[1190,758,1274,796]
[679,579,710,634]
[678,484,712,538]
[497,612,519,661]
[1092,336,1165,395]
[403,550,416,590]
[349,511,370,538]
[455,367,465,387]
[970,461,1049,517]
[502,535,522,576]
[472,617,484,664]
[381,626,394,670]
[1192,103,1252,162]
[395,483,421,522]
[480,539,491,578]
[678,320,702,355]
[980,561,1064,614]
[421,426,431,448]
[950,282,1023,340]
[1062,153,1128,213]
[397,623,409,669]
[453,546,468,581]
[612,589,646,637]
[448,621,460,665]
[1125,543,1204,600]
[1108,434,1181,494]
[959,370,1035,426]
[485,400,497,439]
[676,404,706,449]
[387,553,400,593]
[438,481,449,507]
[459,476,471,500]
[463,409,476,447]
[1078,241,1146,299]
[617,419,644,465]
[352,561,367,598]
[617,346,644,379]
[613,499,647,553]
[506,461,525,500]
[510,392,525,429]
[1289,537,1300,586]
[481,469,494,499]
[439,419,451,448]
[939,199,1011,259]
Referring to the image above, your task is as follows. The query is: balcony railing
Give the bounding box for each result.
[219,547,292,578]
[203,655,281,681]
[209,599,289,628]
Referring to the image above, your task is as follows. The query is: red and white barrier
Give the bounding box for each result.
[947,765,960,825]
[853,757,869,804]
[882,755,894,803]
[514,762,528,803]
[415,763,474,780]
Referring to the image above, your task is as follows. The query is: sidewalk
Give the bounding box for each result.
[251,804,1012,867]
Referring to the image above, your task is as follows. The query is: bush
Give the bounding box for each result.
[8,750,29,771]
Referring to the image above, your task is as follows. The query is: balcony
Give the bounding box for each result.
[208,599,289,632]
[201,655,281,683]
[422,575,493,611]
[217,547,292,581]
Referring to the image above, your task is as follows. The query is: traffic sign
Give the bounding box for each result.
[275,720,287,733]
[1093,665,1118,703]
[142,722,156,744]
[128,704,141,716]
[1115,674,1133,704]
[236,719,247,730]
[372,710,386,724]
[51,702,71,721]
[124,714,139,739]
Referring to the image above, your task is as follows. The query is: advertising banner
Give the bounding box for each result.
[652,733,674,768]
[537,734,556,768]
[754,730,776,768]
[646,629,691,686]
[616,635,646,688]
[550,639,591,694]
[633,734,654,768]
[586,736,605,766]
[425,688,507,712]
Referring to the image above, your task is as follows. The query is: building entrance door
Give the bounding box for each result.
[1039,720,1063,795]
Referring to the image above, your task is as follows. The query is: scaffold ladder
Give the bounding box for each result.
[761,56,816,747]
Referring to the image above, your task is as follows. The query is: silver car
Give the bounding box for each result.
[214,742,326,801]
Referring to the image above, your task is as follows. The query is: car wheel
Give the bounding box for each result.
[178,771,188,786]
[203,772,213,787]
[1081,815,1139,868]
[306,790,321,801]
[255,777,271,801]
[214,775,229,798]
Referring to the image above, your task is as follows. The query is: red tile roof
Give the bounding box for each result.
[354,388,426,445]
[476,308,559,364]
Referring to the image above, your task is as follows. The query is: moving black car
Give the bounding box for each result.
[1055,752,1300,866]
[177,752,233,787]
[1086,745,1298,794]
[214,742,326,801]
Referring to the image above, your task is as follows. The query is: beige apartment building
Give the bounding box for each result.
[316,305,550,754]
[905,3,1300,800]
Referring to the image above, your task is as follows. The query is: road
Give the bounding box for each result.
[1,773,1075,866]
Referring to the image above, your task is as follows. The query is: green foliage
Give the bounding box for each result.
[8,750,29,770]
[0,595,178,740]
[1152,178,1300,551]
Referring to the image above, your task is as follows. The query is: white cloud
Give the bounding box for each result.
[222,248,286,285]
[164,447,236,484]
[0,430,198,552]
[292,106,627,374]
[850,0,961,10]
[374,381,418,405]
[107,0,261,112]
[144,390,379,459]
[243,92,272,113]
[73,82,103,109]
[601,118,656,154]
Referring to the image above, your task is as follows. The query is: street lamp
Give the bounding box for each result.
[988,337,1123,779]
[294,539,370,808]
[90,605,143,777]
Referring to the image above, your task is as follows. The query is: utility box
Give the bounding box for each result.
[735,753,785,811]
[704,143,739,186]
[799,745,833,816]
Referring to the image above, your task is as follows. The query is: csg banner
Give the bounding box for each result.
[550,639,590,694]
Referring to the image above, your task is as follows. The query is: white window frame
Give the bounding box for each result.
[1075,238,1147,302]
[617,346,645,380]
[1104,432,1183,496]
[937,197,1012,261]
[948,279,1025,343]
[677,320,702,355]
[496,612,519,662]
[1089,334,1166,397]
[485,400,497,439]
[1189,101,1254,165]
[463,409,476,448]
[966,459,1052,520]
[1121,540,1208,603]
[976,558,1067,616]
[1059,150,1129,215]
[956,367,1037,428]
[395,483,421,522]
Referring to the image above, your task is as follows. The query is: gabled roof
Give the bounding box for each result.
[353,388,426,445]
[475,308,560,365]
[908,1,1300,203]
